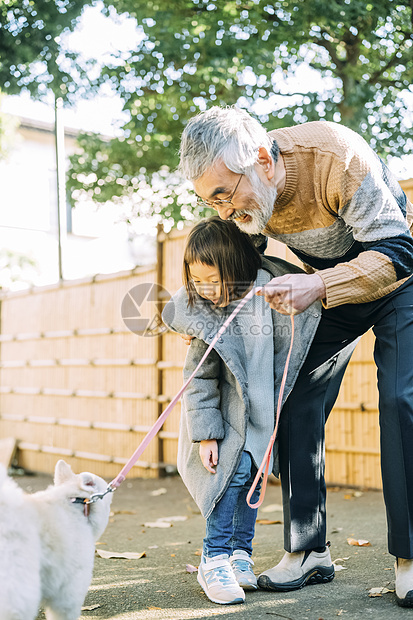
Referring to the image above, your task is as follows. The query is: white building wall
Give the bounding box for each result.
[0,116,155,290]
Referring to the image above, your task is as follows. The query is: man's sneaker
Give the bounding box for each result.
[257,546,335,591]
[395,558,413,607]
[230,550,258,590]
[197,554,245,605]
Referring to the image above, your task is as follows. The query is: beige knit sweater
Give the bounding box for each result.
[265,121,413,307]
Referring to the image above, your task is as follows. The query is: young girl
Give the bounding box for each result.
[162,217,320,605]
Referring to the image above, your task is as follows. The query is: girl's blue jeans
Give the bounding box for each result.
[203,451,261,558]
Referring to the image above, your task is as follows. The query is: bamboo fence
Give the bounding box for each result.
[0,180,412,487]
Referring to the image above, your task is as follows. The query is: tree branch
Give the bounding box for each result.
[312,31,345,70]
[366,40,410,85]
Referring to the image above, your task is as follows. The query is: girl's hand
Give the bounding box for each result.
[199,440,218,474]
[180,333,194,346]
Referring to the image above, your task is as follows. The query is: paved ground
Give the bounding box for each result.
[14,471,409,620]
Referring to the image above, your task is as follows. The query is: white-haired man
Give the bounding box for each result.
[179,106,413,607]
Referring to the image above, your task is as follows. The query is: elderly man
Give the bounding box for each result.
[178,106,413,607]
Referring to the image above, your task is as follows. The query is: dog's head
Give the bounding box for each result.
[54,460,113,539]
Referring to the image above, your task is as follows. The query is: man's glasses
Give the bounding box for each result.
[196,173,243,209]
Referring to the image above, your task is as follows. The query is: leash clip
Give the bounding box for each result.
[86,484,116,505]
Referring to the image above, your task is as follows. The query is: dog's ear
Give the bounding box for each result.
[79,472,98,491]
[54,460,74,485]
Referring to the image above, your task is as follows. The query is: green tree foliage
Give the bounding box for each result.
[67,0,413,224]
[0,0,94,100]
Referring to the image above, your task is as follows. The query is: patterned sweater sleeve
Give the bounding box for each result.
[317,147,413,307]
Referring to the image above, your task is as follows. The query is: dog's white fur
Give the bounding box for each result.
[0,460,112,620]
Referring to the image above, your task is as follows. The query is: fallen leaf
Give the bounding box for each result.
[347,538,371,547]
[334,557,350,562]
[368,587,386,597]
[333,564,347,571]
[186,564,198,573]
[96,550,146,560]
[111,509,136,515]
[144,515,188,528]
[81,604,101,611]
[368,586,394,597]
[147,607,162,610]
[369,587,394,597]
[331,527,343,534]
[194,549,202,556]
[150,487,167,496]
[256,519,282,525]
[353,491,363,498]
[170,553,176,557]
[149,545,159,549]
[344,494,352,500]
[261,503,283,513]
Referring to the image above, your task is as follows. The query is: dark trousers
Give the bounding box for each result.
[279,276,413,559]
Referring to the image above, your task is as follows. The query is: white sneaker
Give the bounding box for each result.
[258,546,334,591]
[197,554,245,605]
[395,558,413,607]
[230,549,258,590]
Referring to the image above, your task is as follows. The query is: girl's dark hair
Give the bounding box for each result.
[183,216,262,307]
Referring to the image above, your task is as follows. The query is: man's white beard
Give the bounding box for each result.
[228,172,277,235]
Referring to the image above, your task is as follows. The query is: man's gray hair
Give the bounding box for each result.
[179,106,274,180]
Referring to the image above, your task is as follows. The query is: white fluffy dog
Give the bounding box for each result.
[0,460,113,620]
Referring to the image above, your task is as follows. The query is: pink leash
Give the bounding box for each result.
[89,287,294,507]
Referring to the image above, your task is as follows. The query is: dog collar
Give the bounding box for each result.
[70,497,90,517]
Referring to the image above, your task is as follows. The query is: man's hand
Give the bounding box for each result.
[257,273,326,315]
[199,439,218,474]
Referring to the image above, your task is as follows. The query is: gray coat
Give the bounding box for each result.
[162,256,321,518]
